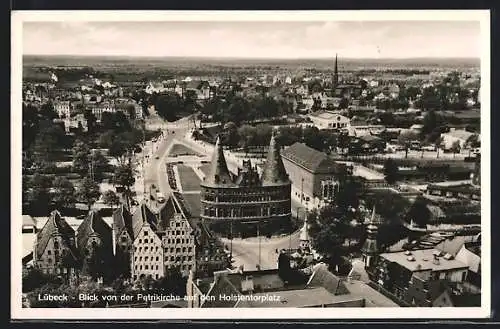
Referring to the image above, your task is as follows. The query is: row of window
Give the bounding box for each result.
[132,264,193,280]
[134,246,161,253]
[165,247,193,253]
[164,238,193,245]
[134,255,194,262]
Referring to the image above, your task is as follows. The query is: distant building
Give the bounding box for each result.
[307,111,350,130]
[200,132,292,237]
[281,142,352,205]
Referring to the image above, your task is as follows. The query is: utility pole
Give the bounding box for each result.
[230,219,233,259]
[258,221,261,269]
[301,177,304,205]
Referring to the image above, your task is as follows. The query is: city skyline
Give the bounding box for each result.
[23,20,482,59]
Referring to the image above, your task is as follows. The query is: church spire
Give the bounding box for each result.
[333,53,339,88]
[202,135,234,187]
[261,130,289,186]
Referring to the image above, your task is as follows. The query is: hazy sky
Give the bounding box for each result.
[22,20,481,59]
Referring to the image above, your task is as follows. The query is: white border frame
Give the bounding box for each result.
[11,10,491,320]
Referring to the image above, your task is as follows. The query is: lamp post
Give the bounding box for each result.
[301,177,305,205]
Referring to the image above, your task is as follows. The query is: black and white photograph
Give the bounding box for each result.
[11,10,490,319]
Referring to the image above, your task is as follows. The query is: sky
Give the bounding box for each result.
[22,20,482,59]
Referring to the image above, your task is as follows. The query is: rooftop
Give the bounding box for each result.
[281,142,346,175]
[380,249,469,272]
[236,286,363,308]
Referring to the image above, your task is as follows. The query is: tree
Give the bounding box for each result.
[103,190,120,209]
[302,126,324,151]
[113,163,135,208]
[451,140,461,158]
[383,158,399,184]
[77,177,101,210]
[52,177,76,209]
[72,139,91,176]
[421,110,444,138]
[308,204,350,264]
[397,130,419,158]
[91,150,110,182]
[155,92,183,122]
[25,172,54,215]
[406,196,431,228]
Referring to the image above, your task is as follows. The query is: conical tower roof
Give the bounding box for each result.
[261,130,290,186]
[202,135,235,187]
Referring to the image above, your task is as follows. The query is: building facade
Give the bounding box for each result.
[281,142,352,206]
[76,210,113,279]
[200,132,292,237]
[33,210,79,279]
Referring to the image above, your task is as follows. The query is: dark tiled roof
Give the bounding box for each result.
[261,132,290,186]
[112,205,134,239]
[306,263,350,295]
[131,202,158,239]
[281,142,345,174]
[201,135,236,188]
[202,275,241,308]
[35,210,76,260]
[76,210,113,256]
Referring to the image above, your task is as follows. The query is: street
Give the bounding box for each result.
[135,115,307,271]
[220,230,302,270]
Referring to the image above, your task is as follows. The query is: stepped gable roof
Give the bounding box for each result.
[306,263,350,295]
[281,142,346,175]
[201,135,236,188]
[156,195,180,231]
[112,204,134,239]
[261,131,290,186]
[35,210,75,260]
[131,202,158,239]
[235,160,261,187]
[76,210,112,255]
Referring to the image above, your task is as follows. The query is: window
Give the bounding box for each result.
[54,241,59,249]
[156,274,159,279]
[144,231,148,236]
[47,250,51,255]
[121,237,127,243]
[188,256,192,261]
[156,256,159,261]
[139,239,142,243]
[145,246,148,251]
[145,265,149,270]
[144,239,148,243]
[182,247,186,252]
[170,256,174,261]
[188,247,193,252]
[145,256,148,261]
[156,265,158,270]
[182,256,186,261]
[170,248,174,253]
[47,258,52,263]
[140,265,143,270]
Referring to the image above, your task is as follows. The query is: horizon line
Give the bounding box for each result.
[23,54,480,61]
